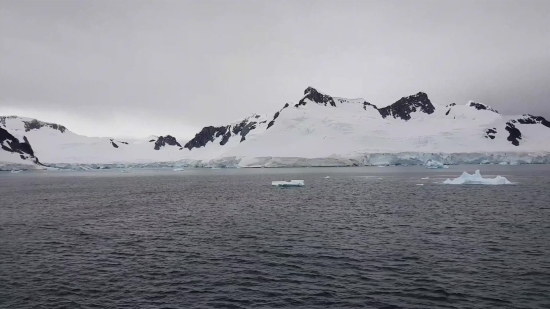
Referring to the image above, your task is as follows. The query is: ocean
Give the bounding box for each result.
[1,165,549,308]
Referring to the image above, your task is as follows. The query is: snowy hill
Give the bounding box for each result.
[0,116,186,167]
[187,87,550,159]
[2,87,550,169]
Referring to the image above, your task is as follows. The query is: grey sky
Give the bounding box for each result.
[1,0,549,139]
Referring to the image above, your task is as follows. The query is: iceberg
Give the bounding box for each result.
[425,159,449,169]
[173,168,185,171]
[272,180,305,187]
[443,170,512,185]
[11,170,21,173]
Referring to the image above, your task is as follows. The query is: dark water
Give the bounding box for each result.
[1,166,549,309]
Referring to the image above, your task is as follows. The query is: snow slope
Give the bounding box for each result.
[0,116,186,166]
[191,87,550,158]
[2,87,550,168]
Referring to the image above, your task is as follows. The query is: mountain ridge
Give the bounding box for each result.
[2,86,550,169]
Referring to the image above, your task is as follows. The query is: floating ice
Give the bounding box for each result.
[10,170,21,173]
[499,162,508,165]
[443,170,512,185]
[416,184,424,186]
[421,177,430,180]
[272,180,305,187]
[173,168,185,172]
[324,176,331,179]
[425,160,449,169]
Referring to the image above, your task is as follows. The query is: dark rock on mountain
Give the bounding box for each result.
[505,122,522,146]
[0,116,64,133]
[485,128,497,139]
[185,126,230,150]
[111,141,118,148]
[297,87,336,107]
[149,139,156,142]
[0,127,40,164]
[363,102,378,111]
[517,115,550,128]
[378,92,435,120]
[24,119,66,133]
[185,115,264,149]
[446,103,456,107]
[446,109,451,116]
[469,102,499,114]
[154,135,182,150]
[232,116,260,142]
[502,115,550,146]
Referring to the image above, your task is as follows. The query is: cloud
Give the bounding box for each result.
[1,0,549,138]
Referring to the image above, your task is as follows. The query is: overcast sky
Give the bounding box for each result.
[1,0,549,139]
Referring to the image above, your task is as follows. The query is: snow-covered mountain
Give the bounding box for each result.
[2,87,550,169]
[0,116,186,166]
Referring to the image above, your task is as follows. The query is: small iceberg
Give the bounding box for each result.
[324,176,331,179]
[443,170,512,185]
[173,168,185,172]
[425,160,449,169]
[416,184,424,186]
[421,177,430,180]
[272,180,304,187]
[11,170,21,174]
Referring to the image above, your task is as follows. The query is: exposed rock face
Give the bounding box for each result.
[363,102,378,111]
[297,87,336,107]
[154,135,182,150]
[185,115,266,150]
[378,92,435,120]
[469,102,499,114]
[0,127,40,163]
[0,116,67,133]
[485,128,497,139]
[517,114,550,128]
[505,122,522,146]
[232,115,261,142]
[185,126,230,150]
[267,103,290,130]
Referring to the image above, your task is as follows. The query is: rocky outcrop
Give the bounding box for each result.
[296,87,336,107]
[517,114,550,128]
[505,122,522,146]
[485,128,497,139]
[469,102,499,114]
[267,103,290,130]
[154,135,182,150]
[0,127,40,163]
[378,92,435,120]
[363,102,378,111]
[185,114,266,150]
[0,117,67,133]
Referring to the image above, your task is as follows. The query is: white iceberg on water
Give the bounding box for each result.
[272,180,305,187]
[425,160,449,169]
[173,168,185,172]
[443,170,512,185]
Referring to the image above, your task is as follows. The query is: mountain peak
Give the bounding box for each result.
[0,116,67,133]
[468,101,499,114]
[298,86,336,107]
[378,92,435,120]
